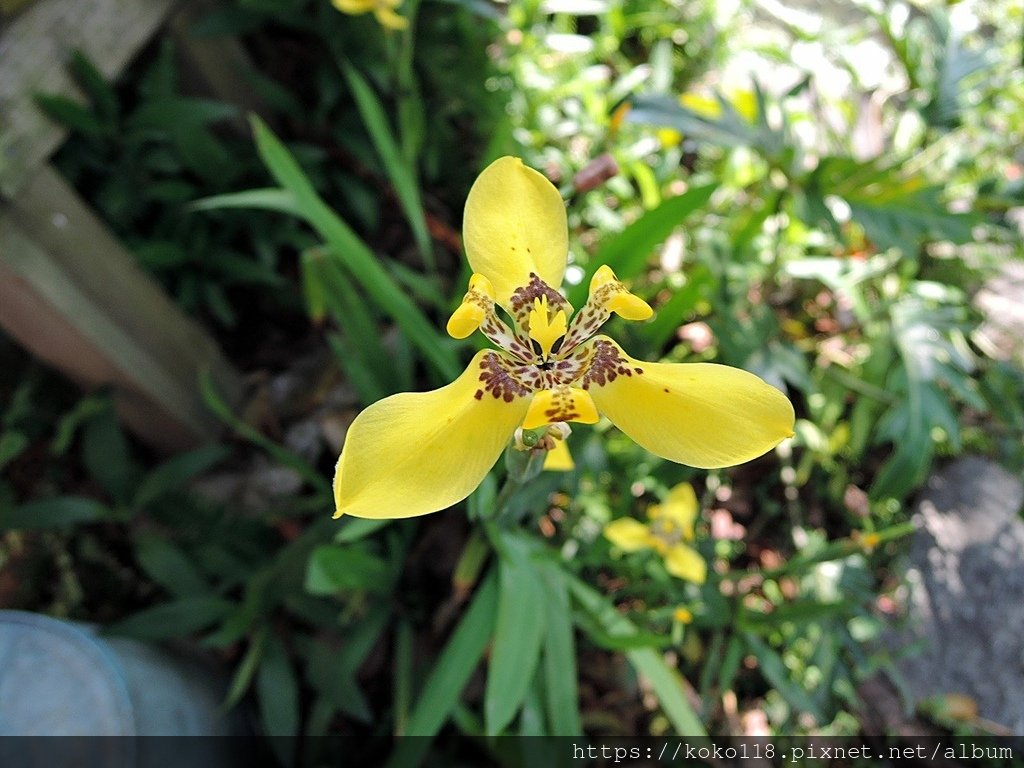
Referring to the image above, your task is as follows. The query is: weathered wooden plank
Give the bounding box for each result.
[0,165,243,451]
[0,0,179,198]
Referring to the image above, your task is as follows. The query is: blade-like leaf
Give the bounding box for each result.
[567,577,706,736]
[343,66,433,266]
[134,535,210,598]
[387,570,498,766]
[249,116,458,380]
[0,496,108,531]
[539,561,581,736]
[568,183,716,307]
[105,596,233,640]
[485,534,547,735]
[190,188,303,217]
[133,445,230,510]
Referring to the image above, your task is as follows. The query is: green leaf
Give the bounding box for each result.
[305,544,393,594]
[305,607,389,723]
[0,431,29,472]
[82,406,135,504]
[333,517,391,543]
[387,570,498,766]
[568,183,716,307]
[539,561,581,736]
[200,370,330,496]
[626,93,785,160]
[626,648,706,736]
[33,94,106,137]
[0,496,108,531]
[485,535,548,735]
[343,66,433,266]
[134,535,210,598]
[812,157,979,255]
[190,188,303,217]
[309,247,396,400]
[567,576,706,736]
[718,635,744,694]
[744,633,824,723]
[134,241,190,270]
[223,626,267,710]
[105,596,233,640]
[50,397,109,456]
[68,49,118,123]
[133,445,230,510]
[249,116,458,381]
[638,264,715,349]
[258,633,300,746]
[127,97,238,130]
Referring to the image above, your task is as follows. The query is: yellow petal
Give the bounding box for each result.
[463,157,568,305]
[334,351,530,519]
[657,482,699,537]
[589,265,653,320]
[543,438,574,471]
[664,544,707,584]
[562,265,651,352]
[332,0,373,13]
[583,337,795,468]
[606,291,653,321]
[522,386,599,430]
[446,301,485,339]
[373,5,408,29]
[447,273,495,339]
[604,518,654,552]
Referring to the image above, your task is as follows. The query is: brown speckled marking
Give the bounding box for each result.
[541,386,587,423]
[508,273,571,332]
[581,339,634,389]
[478,352,531,402]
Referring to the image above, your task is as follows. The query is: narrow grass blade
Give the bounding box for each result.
[568,183,716,307]
[250,116,458,380]
[386,570,498,767]
[539,561,581,735]
[343,65,434,268]
[485,535,547,735]
[567,576,706,736]
[200,370,330,496]
[190,188,303,217]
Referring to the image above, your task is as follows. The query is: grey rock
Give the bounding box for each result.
[887,456,1024,732]
[975,260,1024,365]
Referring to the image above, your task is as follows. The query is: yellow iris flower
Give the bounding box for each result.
[330,0,408,30]
[332,157,795,519]
[605,483,707,583]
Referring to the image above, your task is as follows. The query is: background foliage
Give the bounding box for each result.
[3,0,1023,761]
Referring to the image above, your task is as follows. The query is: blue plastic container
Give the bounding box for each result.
[0,610,235,736]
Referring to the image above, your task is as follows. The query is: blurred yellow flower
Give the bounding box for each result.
[657,90,759,147]
[672,606,694,624]
[331,0,408,30]
[332,158,794,520]
[604,483,707,583]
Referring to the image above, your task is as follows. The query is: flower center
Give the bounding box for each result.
[527,295,567,364]
[650,517,685,547]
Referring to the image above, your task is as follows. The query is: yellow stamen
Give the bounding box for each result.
[527,295,568,360]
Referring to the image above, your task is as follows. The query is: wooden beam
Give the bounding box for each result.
[0,165,243,451]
